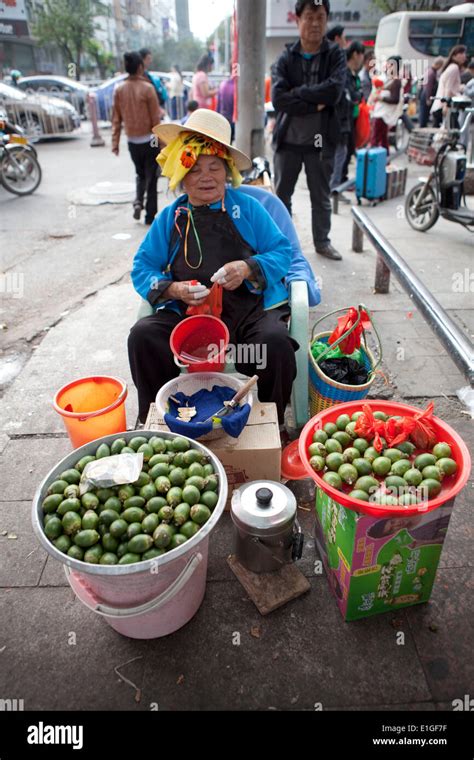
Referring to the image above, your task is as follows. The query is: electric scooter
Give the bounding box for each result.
[405,96,473,232]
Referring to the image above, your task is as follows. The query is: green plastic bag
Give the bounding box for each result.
[311,340,363,364]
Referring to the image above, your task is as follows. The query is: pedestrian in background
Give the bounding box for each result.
[360,50,375,103]
[340,41,365,183]
[168,64,185,121]
[180,99,199,125]
[217,65,236,142]
[271,0,346,261]
[328,24,350,199]
[326,24,346,49]
[111,52,161,225]
[191,54,217,110]
[418,56,444,128]
[460,59,474,85]
[140,48,168,108]
[369,56,403,152]
[431,45,467,128]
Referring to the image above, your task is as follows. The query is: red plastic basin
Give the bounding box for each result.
[298,400,471,517]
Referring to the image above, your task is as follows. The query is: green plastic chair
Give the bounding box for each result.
[136,278,309,429]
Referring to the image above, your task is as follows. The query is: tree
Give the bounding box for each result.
[85,39,115,79]
[32,0,106,80]
[371,0,453,11]
[207,16,232,73]
[150,37,206,73]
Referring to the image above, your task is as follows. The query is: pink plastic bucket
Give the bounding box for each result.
[32,431,228,639]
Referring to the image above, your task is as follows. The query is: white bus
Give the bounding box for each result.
[375,8,474,76]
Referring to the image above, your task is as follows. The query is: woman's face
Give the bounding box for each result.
[453,50,467,66]
[182,155,227,205]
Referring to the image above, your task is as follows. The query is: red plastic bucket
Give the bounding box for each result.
[53,376,127,449]
[298,400,471,518]
[170,315,229,373]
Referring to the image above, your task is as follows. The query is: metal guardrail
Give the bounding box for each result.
[351,206,474,385]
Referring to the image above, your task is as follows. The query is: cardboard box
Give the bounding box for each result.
[314,487,454,621]
[384,165,408,200]
[145,402,281,510]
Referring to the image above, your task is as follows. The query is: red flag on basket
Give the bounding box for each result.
[328,307,371,355]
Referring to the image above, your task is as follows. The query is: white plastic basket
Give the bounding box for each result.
[155,372,255,441]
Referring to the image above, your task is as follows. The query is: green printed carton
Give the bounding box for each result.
[315,488,454,621]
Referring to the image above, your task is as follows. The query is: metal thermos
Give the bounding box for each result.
[231,481,304,574]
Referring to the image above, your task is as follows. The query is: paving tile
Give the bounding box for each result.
[0,502,47,587]
[406,567,474,703]
[0,588,150,711]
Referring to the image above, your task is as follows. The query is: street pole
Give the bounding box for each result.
[87,92,106,148]
[235,0,266,159]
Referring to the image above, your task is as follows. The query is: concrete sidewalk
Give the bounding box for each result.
[0,156,473,711]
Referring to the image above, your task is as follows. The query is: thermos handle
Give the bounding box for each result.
[292,520,304,562]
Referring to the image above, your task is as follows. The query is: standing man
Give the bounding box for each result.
[272,0,346,261]
[140,48,168,108]
[328,23,350,199]
[326,24,346,49]
[418,57,443,128]
[340,41,365,184]
[112,52,161,225]
[360,50,375,103]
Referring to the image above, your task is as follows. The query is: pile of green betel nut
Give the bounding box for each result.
[307,412,458,506]
[41,435,219,565]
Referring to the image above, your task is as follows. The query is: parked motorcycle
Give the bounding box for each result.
[405,97,473,233]
[0,113,42,195]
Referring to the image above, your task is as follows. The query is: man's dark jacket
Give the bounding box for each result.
[271,38,347,151]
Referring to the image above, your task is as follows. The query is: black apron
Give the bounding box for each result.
[169,204,265,336]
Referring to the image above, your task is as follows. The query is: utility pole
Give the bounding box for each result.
[235,0,266,159]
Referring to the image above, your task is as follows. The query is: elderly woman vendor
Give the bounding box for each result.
[129,110,297,426]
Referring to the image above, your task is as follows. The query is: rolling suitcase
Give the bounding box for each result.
[356,147,387,203]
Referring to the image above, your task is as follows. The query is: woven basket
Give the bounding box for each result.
[309,305,382,417]
[155,372,254,441]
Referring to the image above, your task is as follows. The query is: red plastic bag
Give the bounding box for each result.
[354,404,386,452]
[410,402,436,449]
[355,101,371,149]
[356,402,436,451]
[328,307,371,356]
[384,415,415,447]
[186,282,223,317]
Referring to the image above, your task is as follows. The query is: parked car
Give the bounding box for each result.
[92,74,126,121]
[16,75,90,118]
[0,82,80,139]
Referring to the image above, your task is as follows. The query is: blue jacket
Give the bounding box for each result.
[131,188,292,313]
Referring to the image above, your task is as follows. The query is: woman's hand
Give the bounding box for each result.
[211,261,252,291]
[164,281,210,305]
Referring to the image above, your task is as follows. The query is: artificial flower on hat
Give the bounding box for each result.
[157,132,242,191]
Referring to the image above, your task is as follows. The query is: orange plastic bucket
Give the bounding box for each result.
[170,315,230,373]
[53,376,127,449]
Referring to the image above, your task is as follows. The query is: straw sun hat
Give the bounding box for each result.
[152,109,252,172]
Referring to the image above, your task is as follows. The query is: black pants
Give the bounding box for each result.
[274,147,334,248]
[128,141,160,223]
[128,307,298,424]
